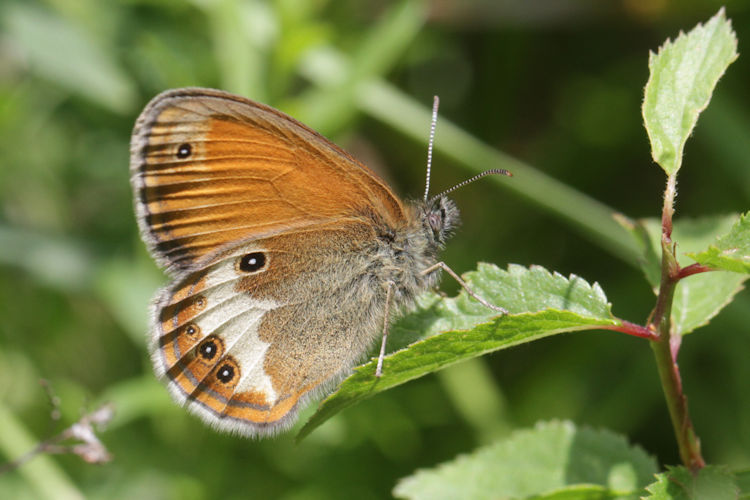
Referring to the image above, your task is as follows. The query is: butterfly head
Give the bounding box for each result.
[419,195,460,248]
[418,96,510,251]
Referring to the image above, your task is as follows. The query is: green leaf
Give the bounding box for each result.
[393,421,657,500]
[617,214,747,335]
[644,465,738,500]
[526,485,615,500]
[642,8,738,175]
[298,264,621,439]
[687,211,750,273]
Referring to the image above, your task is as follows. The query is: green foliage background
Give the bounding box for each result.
[1,1,749,498]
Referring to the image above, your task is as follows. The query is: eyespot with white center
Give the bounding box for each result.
[184,323,201,340]
[176,143,192,159]
[216,361,238,384]
[197,336,223,362]
[238,251,267,273]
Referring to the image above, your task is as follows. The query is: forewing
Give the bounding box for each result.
[130,87,406,272]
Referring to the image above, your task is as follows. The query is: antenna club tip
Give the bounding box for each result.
[490,168,513,177]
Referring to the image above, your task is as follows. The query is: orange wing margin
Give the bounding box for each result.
[130,87,406,272]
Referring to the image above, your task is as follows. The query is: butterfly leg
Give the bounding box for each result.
[375,281,395,378]
[422,262,508,314]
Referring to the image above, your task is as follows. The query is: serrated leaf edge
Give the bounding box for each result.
[643,8,738,174]
[394,420,657,499]
[686,212,750,273]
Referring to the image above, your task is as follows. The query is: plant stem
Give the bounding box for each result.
[649,173,705,472]
[661,174,677,240]
[650,332,705,471]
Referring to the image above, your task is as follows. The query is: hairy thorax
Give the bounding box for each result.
[367,196,460,307]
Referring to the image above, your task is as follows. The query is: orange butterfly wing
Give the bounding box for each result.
[130,87,407,272]
[131,88,423,436]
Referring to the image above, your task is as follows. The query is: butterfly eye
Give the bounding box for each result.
[238,252,267,273]
[176,143,192,159]
[427,212,441,232]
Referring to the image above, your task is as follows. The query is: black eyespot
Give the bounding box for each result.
[199,339,218,360]
[440,207,446,220]
[176,143,192,159]
[238,252,266,273]
[217,364,235,383]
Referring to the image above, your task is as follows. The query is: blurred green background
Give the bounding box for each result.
[1,0,749,498]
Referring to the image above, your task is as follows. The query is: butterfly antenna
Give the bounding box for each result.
[423,96,440,202]
[429,168,512,203]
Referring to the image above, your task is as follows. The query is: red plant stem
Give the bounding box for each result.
[649,173,705,472]
[676,263,714,280]
[601,321,658,340]
[651,335,705,471]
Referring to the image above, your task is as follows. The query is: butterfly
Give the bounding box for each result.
[129,88,509,437]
